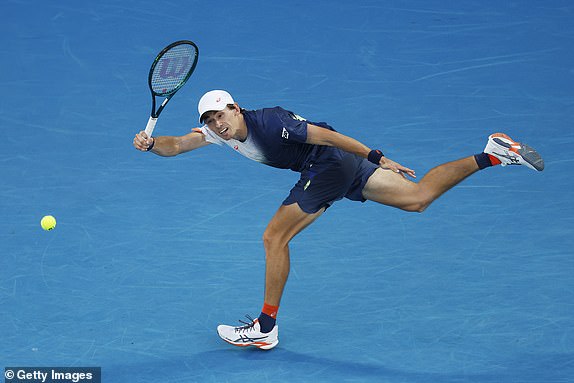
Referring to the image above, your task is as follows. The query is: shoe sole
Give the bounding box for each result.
[491,134,544,171]
[220,337,279,350]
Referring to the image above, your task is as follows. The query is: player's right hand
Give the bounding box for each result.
[133,131,154,152]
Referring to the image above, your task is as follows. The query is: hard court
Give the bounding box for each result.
[1,1,573,382]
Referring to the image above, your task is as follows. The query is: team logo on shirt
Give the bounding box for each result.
[281,127,289,140]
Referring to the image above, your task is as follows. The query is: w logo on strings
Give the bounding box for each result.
[159,56,190,78]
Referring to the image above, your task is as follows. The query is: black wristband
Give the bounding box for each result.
[367,149,384,164]
[146,137,155,151]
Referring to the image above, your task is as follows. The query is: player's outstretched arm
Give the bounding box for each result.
[306,123,416,178]
[133,130,210,157]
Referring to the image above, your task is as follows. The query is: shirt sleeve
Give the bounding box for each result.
[275,108,308,144]
[195,125,223,146]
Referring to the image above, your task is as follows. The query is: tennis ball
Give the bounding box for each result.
[41,215,57,231]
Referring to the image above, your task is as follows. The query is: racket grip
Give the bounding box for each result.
[144,116,158,137]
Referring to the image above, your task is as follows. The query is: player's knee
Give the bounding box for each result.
[262,229,272,248]
[262,227,285,251]
[401,204,423,213]
[402,197,432,213]
[413,202,430,213]
[414,190,435,212]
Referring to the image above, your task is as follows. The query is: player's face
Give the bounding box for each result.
[204,106,245,141]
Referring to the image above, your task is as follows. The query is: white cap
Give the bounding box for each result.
[198,90,235,123]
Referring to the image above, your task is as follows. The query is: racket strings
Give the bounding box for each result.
[151,44,197,96]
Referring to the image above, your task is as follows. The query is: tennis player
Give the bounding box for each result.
[133,89,544,350]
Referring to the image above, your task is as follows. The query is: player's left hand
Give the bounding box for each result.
[379,157,416,178]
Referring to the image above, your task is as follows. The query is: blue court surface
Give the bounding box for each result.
[2,1,573,382]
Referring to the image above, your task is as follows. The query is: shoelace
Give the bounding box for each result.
[234,315,257,333]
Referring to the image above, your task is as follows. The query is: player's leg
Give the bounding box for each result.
[362,132,544,211]
[363,156,479,212]
[216,203,324,350]
[262,203,324,306]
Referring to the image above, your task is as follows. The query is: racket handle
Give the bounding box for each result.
[144,116,158,137]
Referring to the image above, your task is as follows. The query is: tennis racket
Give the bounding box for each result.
[144,40,199,137]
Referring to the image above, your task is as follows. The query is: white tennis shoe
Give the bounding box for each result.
[217,316,279,350]
[484,133,544,171]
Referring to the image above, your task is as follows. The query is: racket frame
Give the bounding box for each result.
[144,40,199,136]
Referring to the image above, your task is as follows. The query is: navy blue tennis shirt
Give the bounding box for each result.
[199,106,335,172]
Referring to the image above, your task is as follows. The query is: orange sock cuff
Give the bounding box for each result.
[262,303,279,319]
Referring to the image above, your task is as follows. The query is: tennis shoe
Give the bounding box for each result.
[217,316,279,350]
[484,133,544,171]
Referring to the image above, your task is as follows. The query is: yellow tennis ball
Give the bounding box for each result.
[41,215,57,231]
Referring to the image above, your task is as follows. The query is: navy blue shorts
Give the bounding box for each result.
[282,149,379,214]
